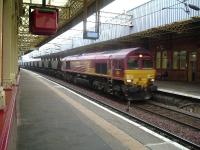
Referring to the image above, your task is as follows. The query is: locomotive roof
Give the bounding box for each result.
[62,47,148,61]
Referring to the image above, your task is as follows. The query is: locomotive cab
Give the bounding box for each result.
[123,51,157,100]
[125,54,155,87]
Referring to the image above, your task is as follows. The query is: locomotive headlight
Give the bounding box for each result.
[150,78,155,82]
[127,79,132,83]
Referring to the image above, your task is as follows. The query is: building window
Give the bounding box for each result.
[173,51,187,70]
[162,51,168,69]
[173,51,179,69]
[156,51,161,69]
[180,51,187,70]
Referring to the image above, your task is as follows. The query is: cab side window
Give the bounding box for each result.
[95,63,107,74]
[114,60,124,70]
[66,61,70,69]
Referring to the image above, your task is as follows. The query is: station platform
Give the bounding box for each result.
[155,81,200,99]
[17,69,188,150]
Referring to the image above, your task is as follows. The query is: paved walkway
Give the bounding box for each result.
[155,81,200,99]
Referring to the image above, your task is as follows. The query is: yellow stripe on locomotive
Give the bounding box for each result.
[124,69,156,88]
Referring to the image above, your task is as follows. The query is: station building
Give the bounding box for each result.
[150,31,200,82]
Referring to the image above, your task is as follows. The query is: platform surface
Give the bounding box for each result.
[17,69,188,150]
[155,81,200,99]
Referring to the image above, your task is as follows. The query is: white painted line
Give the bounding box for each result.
[158,88,200,100]
[145,142,166,146]
[23,69,189,150]
[54,85,64,88]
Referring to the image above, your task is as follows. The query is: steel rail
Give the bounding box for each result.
[135,103,200,130]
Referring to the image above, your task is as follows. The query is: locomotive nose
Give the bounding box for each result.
[125,70,156,88]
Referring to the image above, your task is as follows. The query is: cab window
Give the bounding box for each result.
[66,61,70,69]
[113,60,124,70]
[143,60,153,68]
[128,59,138,69]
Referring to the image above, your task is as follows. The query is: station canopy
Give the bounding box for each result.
[23,0,69,7]
[18,0,103,53]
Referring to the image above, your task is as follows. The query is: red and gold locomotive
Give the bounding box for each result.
[61,47,157,100]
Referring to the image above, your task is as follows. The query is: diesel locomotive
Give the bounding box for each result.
[21,47,157,100]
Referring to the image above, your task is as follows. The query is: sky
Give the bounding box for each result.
[25,0,151,58]
[102,0,151,13]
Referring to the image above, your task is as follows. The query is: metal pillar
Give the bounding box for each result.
[2,0,18,88]
[83,0,87,36]
[0,0,3,85]
[42,0,46,7]
[95,0,100,36]
[83,0,100,39]
[3,0,12,88]
[0,0,5,110]
[11,0,16,85]
[13,0,18,81]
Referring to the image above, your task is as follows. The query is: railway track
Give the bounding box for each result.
[134,102,200,131]
[24,69,200,149]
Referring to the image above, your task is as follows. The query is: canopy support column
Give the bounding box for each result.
[2,0,18,89]
[0,0,5,110]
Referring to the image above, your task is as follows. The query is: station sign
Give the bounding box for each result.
[83,31,99,40]
[29,6,58,35]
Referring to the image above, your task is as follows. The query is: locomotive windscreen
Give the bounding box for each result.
[143,60,153,68]
[128,59,139,69]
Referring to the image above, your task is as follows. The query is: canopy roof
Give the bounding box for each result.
[62,47,148,61]
[18,0,113,52]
